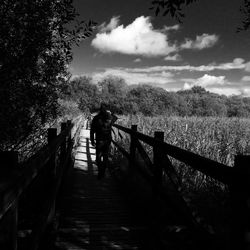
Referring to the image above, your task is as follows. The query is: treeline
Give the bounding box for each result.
[62,75,250,117]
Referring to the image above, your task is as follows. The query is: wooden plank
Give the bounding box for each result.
[130,125,137,170]
[0,152,18,250]
[111,140,130,160]
[230,155,250,250]
[0,123,74,219]
[135,140,153,172]
[55,131,146,250]
[29,136,74,250]
[153,131,164,195]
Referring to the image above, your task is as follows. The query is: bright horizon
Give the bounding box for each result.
[70,0,250,96]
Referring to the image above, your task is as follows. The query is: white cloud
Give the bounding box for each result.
[164,54,182,61]
[183,82,250,97]
[239,88,250,96]
[92,16,177,57]
[245,62,250,72]
[163,24,180,31]
[195,74,227,86]
[207,88,241,96]
[120,58,246,73]
[181,73,250,96]
[180,33,219,50]
[134,58,142,63]
[92,68,174,85]
[99,16,120,33]
[205,87,250,97]
[90,66,250,96]
[242,76,250,81]
[92,16,221,57]
[183,74,227,89]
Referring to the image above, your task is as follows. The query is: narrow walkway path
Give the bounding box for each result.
[54,128,147,250]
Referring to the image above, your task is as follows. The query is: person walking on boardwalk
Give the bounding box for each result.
[90,104,117,179]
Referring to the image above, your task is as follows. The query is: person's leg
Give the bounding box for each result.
[102,140,111,176]
[95,141,103,179]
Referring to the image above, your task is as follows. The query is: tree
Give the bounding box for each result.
[98,76,128,98]
[150,0,198,22]
[227,96,249,117]
[239,0,250,31]
[150,0,250,30]
[97,76,128,113]
[0,0,96,149]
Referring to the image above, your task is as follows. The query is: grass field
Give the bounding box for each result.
[114,115,250,234]
[117,115,250,166]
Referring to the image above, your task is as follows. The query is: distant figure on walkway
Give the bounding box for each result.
[90,104,117,179]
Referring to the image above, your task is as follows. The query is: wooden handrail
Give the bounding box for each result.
[0,118,82,250]
[113,124,233,185]
[112,123,250,248]
[0,123,74,218]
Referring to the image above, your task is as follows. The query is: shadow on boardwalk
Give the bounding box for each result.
[52,129,151,250]
[38,128,227,250]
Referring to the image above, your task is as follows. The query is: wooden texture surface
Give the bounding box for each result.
[54,129,147,250]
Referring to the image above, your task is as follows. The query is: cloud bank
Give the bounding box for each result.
[92,68,174,85]
[89,57,250,96]
[180,34,219,50]
[92,16,219,57]
[242,76,250,81]
[120,58,246,72]
[183,74,227,89]
[92,16,177,57]
[98,16,120,33]
[134,58,142,63]
[164,54,182,61]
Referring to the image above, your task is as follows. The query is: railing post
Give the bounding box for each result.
[67,120,72,149]
[0,151,18,250]
[47,128,57,227]
[60,122,67,163]
[153,131,164,196]
[130,125,137,168]
[230,155,250,250]
[48,128,57,175]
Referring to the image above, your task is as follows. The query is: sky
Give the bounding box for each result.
[70,0,250,96]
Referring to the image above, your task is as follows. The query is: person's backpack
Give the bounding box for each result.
[96,111,112,140]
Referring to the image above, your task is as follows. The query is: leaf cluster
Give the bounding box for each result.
[149,0,198,22]
[150,0,250,31]
[0,0,96,149]
[238,0,250,31]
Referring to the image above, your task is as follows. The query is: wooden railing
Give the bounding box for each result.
[112,124,250,250]
[0,117,83,250]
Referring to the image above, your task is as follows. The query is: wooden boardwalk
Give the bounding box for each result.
[54,128,149,250]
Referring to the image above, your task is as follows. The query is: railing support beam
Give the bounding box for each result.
[60,122,67,163]
[130,125,138,169]
[153,131,164,196]
[67,120,72,149]
[231,155,250,250]
[0,151,18,250]
[47,128,57,227]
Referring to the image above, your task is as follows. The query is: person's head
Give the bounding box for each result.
[99,103,108,114]
[103,110,112,120]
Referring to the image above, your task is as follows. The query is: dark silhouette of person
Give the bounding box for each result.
[90,104,117,179]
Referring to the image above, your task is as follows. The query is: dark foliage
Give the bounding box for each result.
[0,0,96,149]
[238,0,250,31]
[150,0,198,22]
[64,76,250,118]
[150,0,250,31]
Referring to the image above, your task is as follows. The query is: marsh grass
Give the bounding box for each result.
[114,115,250,235]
